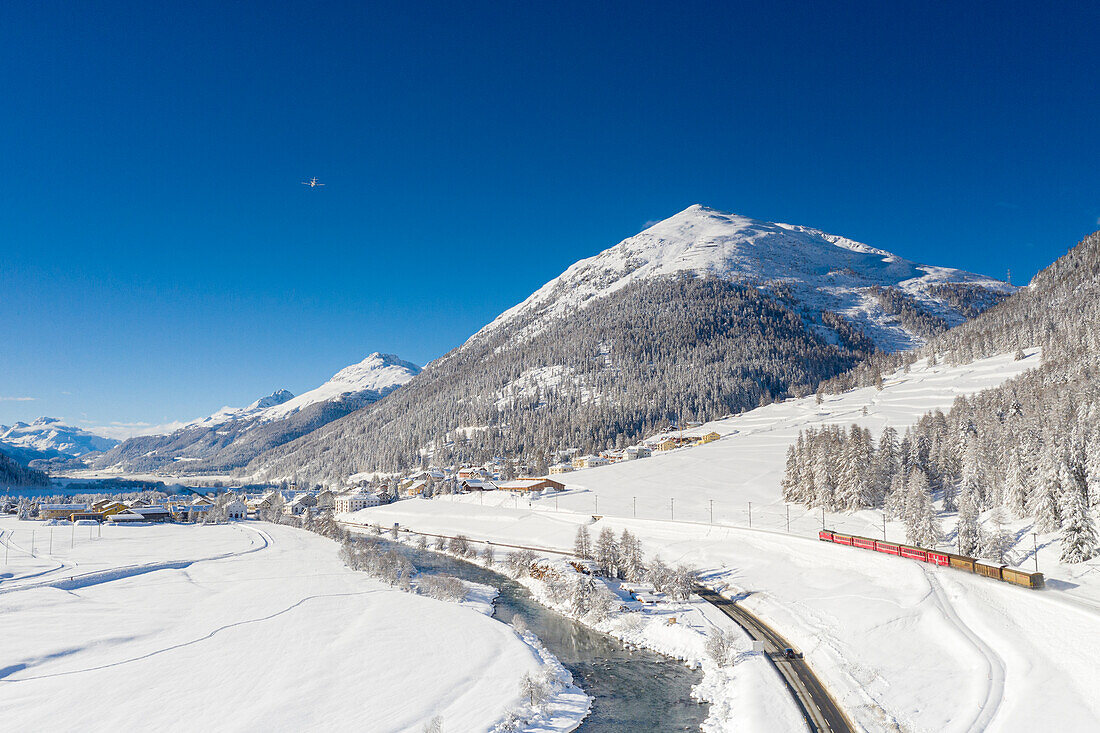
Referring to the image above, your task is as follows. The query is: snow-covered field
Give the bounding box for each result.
[552,349,1042,529]
[0,518,581,732]
[345,350,1100,732]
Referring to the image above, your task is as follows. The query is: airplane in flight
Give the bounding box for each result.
[301,177,325,188]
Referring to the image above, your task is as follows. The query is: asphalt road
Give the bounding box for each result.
[695,585,855,733]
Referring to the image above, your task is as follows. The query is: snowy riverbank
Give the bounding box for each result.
[356,525,803,733]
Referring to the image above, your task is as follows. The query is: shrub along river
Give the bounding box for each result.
[398,541,709,732]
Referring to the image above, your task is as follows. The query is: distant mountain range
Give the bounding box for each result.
[89,352,420,473]
[0,417,120,465]
[242,205,1014,485]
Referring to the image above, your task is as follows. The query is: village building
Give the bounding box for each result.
[548,462,574,475]
[70,511,107,523]
[128,506,173,523]
[38,503,87,520]
[456,467,489,481]
[624,446,652,460]
[460,479,497,492]
[90,499,131,516]
[108,510,146,523]
[497,478,565,493]
[573,455,608,469]
[404,480,428,496]
[700,431,720,443]
[284,494,318,516]
[224,499,247,520]
[333,493,382,514]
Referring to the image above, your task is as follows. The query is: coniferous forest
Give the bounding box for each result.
[784,231,1100,562]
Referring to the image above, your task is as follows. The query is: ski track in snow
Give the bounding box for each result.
[0,524,270,595]
[921,568,1006,732]
[0,588,384,682]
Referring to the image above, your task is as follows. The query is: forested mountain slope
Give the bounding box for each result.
[0,448,50,487]
[245,205,1011,485]
[785,230,1100,562]
[93,353,419,473]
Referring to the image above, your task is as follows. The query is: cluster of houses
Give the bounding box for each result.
[547,430,721,474]
[20,495,249,524]
[4,428,726,526]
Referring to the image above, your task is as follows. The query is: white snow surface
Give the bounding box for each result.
[0,518,577,733]
[343,349,1100,731]
[473,205,1013,351]
[0,416,119,457]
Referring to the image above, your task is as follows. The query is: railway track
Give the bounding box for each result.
[695,585,855,733]
[342,520,853,732]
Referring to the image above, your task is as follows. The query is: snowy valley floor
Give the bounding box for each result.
[0,518,584,732]
[344,351,1100,732]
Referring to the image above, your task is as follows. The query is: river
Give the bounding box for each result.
[399,542,709,732]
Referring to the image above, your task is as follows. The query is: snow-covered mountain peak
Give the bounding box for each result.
[247,389,295,412]
[260,352,420,421]
[327,352,421,389]
[475,205,1013,351]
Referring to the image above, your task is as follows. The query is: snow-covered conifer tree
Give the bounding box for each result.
[573,525,592,560]
[955,487,984,556]
[905,468,942,547]
[618,529,644,581]
[594,527,619,577]
[1059,486,1097,563]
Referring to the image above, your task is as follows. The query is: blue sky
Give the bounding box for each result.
[1,1,1097,434]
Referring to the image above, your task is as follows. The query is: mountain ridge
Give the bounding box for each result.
[92,352,420,473]
[243,205,1013,485]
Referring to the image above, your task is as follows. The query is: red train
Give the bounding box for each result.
[819,529,1044,590]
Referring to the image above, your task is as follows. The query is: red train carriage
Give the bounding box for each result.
[899,545,927,561]
[926,550,950,567]
[818,529,1043,589]
[873,540,901,555]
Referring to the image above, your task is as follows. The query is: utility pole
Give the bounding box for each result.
[670,498,675,521]
[747,502,752,528]
[882,515,887,540]
[709,499,714,524]
[786,504,790,533]
[1033,533,1039,572]
[633,496,636,518]
[821,507,825,530]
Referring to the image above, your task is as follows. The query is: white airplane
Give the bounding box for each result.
[301,177,325,188]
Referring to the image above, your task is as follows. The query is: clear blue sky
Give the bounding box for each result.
[1,1,1097,434]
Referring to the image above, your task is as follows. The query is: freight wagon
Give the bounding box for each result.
[819,530,1044,589]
